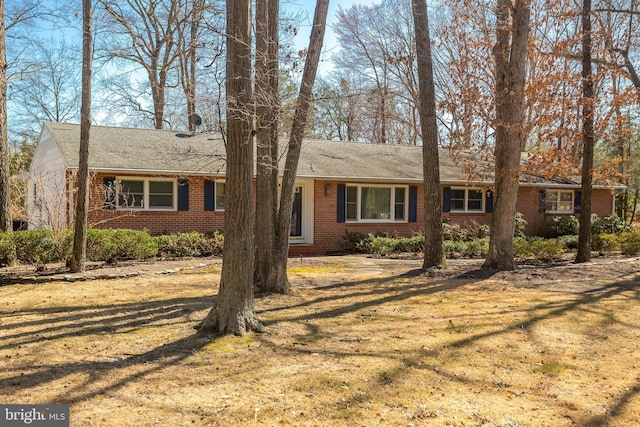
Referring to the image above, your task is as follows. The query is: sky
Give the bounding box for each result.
[282,0,363,75]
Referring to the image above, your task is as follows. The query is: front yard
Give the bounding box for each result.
[1,255,639,426]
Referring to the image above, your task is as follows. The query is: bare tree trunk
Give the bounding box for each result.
[254,0,279,292]
[151,79,165,129]
[0,0,10,234]
[576,0,594,263]
[198,0,263,336]
[483,0,530,271]
[70,0,93,273]
[180,0,203,132]
[411,0,444,269]
[270,0,329,293]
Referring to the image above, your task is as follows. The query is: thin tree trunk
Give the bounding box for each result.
[199,0,263,336]
[270,0,329,293]
[0,0,10,234]
[411,0,444,269]
[576,0,594,263]
[70,0,93,273]
[254,0,279,292]
[483,0,530,271]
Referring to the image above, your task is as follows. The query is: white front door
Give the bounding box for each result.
[288,180,314,244]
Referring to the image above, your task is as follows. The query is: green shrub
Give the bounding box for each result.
[342,231,369,252]
[0,232,15,266]
[443,239,488,258]
[557,234,579,250]
[87,228,157,263]
[514,212,527,238]
[460,238,488,258]
[513,237,532,258]
[549,215,579,236]
[368,236,397,254]
[156,232,209,258]
[591,233,620,253]
[590,214,605,235]
[354,232,388,253]
[443,223,469,242]
[156,231,223,258]
[87,229,117,262]
[368,235,424,255]
[529,239,565,262]
[204,231,224,257]
[603,215,632,234]
[618,232,640,255]
[13,229,63,266]
[443,240,465,258]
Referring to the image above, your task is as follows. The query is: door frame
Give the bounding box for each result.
[288,179,314,245]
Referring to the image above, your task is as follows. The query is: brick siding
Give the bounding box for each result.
[84,173,617,254]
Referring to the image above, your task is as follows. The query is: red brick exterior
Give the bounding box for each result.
[516,186,615,236]
[83,173,617,254]
[314,180,425,253]
[89,173,225,235]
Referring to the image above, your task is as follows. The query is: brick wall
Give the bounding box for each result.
[89,173,225,235]
[314,180,425,253]
[84,173,618,253]
[516,186,616,236]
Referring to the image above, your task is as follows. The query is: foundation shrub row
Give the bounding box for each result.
[0,229,224,267]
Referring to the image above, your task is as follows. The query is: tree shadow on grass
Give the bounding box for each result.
[0,295,219,405]
[258,272,640,425]
[2,263,640,424]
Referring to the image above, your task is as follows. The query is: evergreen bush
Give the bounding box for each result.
[0,232,15,266]
[618,232,640,255]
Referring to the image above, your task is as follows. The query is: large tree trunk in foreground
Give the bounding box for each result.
[254,0,280,292]
[576,0,594,263]
[199,0,263,335]
[70,0,93,273]
[411,0,445,269]
[483,0,530,271]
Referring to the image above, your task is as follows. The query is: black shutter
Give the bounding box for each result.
[337,184,346,223]
[443,187,451,212]
[539,189,546,213]
[103,177,116,210]
[485,190,494,213]
[204,180,215,211]
[409,186,417,222]
[178,179,189,211]
[574,191,581,213]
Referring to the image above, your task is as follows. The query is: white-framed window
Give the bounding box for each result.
[215,181,226,211]
[450,188,484,212]
[117,178,177,210]
[346,184,407,222]
[546,189,574,213]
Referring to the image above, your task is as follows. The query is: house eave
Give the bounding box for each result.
[69,166,227,177]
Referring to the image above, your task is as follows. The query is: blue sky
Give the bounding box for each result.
[282,0,363,74]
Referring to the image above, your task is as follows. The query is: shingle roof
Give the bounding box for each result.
[43,121,592,187]
[45,122,228,176]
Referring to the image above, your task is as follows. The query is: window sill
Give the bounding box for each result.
[546,211,574,215]
[346,219,408,223]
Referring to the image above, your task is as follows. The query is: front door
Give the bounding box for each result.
[290,186,303,237]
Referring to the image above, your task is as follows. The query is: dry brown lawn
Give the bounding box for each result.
[1,255,640,426]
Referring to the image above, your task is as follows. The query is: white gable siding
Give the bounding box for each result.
[28,127,69,231]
